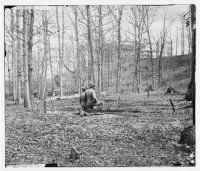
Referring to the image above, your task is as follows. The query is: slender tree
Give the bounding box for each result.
[142,6,156,86]
[99,6,104,92]
[108,6,123,92]
[116,6,123,93]
[10,9,17,102]
[130,6,145,93]
[185,5,195,126]
[48,34,55,96]
[22,9,31,108]
[176,27,178,56]
[41,11,48,100]
[6,48,11,95]
[107,49,111,87]
[187,24,191,55]
[170,39,173,57]
[158,12,167,86]
[74,6,81,94]
[27,9,34,103]
[97,6,102,91]
[61,6,65,94]
[56,7,63,96]
[37,34,42,98]
[86,5,95,83]
[181,17,185,55]
[16,9,22,104]
[187,24,191,77]
[97,5,104,92]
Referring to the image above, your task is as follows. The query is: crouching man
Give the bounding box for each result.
[80,83,103,113]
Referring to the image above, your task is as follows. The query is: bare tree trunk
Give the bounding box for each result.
[41,12,48,100]
[187,25,191,77]
[176,27,178,56]
[170,39,173,57]
[132,19,137,92]
[40,13,48,113]
[11,9,17,102]
[74,6,81,94]
[100,6,104,92]
[181,19,185,55]
[86,5,95,83]
[56,7,63,96]
[116,7,123,93]
[20,38,24,98]
[135,40,141,93]
[97,6,101,91]
[28,9,34,103]
[183,20,185,55]
[185,5,195,126]
[61,6,65,95]
[137,12,142,93]
[159,36,166,86]
[138,43,141,93]
[7,52,11,95]
[142,7,154,86]
[158,13,167,86]
[130,7,145,93]
[38,44,43,99]
[191,13,195,126]
[16,9,22,104]
[48,34,55,96]
[110,50,113,84]
[148,32,154,86]
[187,26,191,55]
[22,9,31,108]
[107,50,111,87]
[158,37,164,86]
[37,35,41,97]
[98,5,104,92]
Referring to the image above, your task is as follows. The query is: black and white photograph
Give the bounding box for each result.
[1,0,197,168]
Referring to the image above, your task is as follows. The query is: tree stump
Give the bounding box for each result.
[185,81,193,101]
[179,126,195,146]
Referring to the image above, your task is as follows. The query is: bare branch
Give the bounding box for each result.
[63,63,76,73]
[108,6,118,22]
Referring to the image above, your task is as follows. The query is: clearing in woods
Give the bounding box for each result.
[5,91,193,167]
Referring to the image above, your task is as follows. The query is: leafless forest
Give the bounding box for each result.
[4,5,195,167]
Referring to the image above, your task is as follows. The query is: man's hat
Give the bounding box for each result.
[82,87,87,91]
[89,82,95,88]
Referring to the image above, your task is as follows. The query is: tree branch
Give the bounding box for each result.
[63,63,76,73]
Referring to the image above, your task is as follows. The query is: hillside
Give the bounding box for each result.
[116,54,192,93]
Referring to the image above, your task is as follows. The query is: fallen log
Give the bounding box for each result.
[60,107,142,113]
[6,163,60,167]
[73,110,141,118]
[6,164,46,167]
[177,105,192,110]
[93,109,141,113]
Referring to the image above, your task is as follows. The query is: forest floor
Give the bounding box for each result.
[5,90,195,167]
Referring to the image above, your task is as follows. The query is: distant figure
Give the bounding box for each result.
[81,83,103,112]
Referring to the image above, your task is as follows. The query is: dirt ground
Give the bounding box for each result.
[5,91,194,167]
